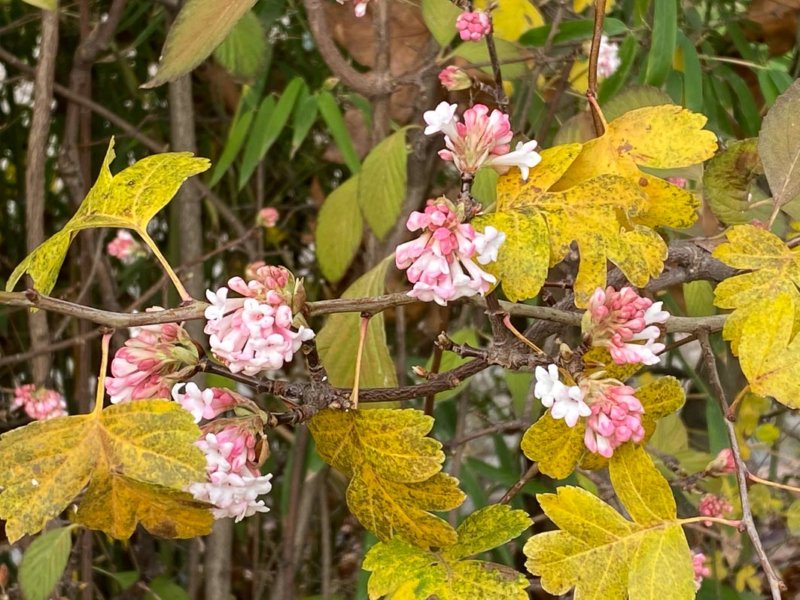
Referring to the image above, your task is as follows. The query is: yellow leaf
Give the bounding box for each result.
[308,409,464,548]
[496,144,583,211]
[738,292,800,409]
[712,224,800,353]
[74,471,212,539]
[0,400,207,542]
[552,105,717,230]
[524,444,696,600]
[733,391,771,459]
[473,0,543,41]
[6,139,210,295]
[364,504,530,599]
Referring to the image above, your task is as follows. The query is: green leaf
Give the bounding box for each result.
[452,38,526,80]
[703,139,768,225]
[317,257,398,388]
[683,280,715,317]
[239,78,304,188]
[759,77,800,208]
[290,91,319,158]
[598,35,637,104]
[143,0,258,88]
[316,176,364,283]
[421,0,461,47]
[644,0,677,87]
[318,90,361,174]
[19,525,75,600]
[208,98,256,187]
[603,86,673,122]
[524,444,695,600]
[676,32,702,112]
[6,139,209,296]
[471,167,498,206]
[358,128,408,239]
[363,505,530,598]
[519,17,628,46]
[212,10,267,80]
[144,576,190,600]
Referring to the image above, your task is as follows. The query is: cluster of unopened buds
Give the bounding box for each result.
[105,309,199,404]
[534,365,645,458]
[12,384,67,420]
[395,198,504,306]
[424,102,542,180]
[455,11,491,41]
[172,384,273,521]
[698,493,734,526]
[107,230,146,265]
[583,286,669,365]
[438,65,471,92]
[204,265,314,376]
[596,35,621,79]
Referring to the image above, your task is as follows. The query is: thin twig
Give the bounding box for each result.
[500,463,539,504]
[587,0,607,136]
[697,330,786,599]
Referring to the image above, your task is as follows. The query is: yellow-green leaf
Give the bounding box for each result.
[317,256,398,388]
[521,413,586,479]
[712,224,800,352]
[472,211,549,302]
[142,0,258,88]
[703,138,768,225]
[316,176,364,283]
[212,10,267,80]
[363,505,530,599]
[21,0,57,9]
[358,128,408,240]
[19,525,75,600]
[421,0,461,47]
[524,444,695,600]
[6,139,209,295]
[758,77,800,208]
[473,0,543,41]
[552,105,717,230]
[0,400,207,542]
[738,292,800,409]
[308,408,463,548]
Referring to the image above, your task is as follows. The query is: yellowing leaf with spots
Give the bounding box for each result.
[524,444,695,600]
[363,504,531,599]
[0,400,208,543]
[521,374,684,478]
[473,0,543,41]
[552,105,717,230]
[477,164,667,305]
[6,138,210,295]
[713,224,800,354]
[738,292,800,409]
[308,408,464,548]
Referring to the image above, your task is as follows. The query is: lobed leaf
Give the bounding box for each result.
[712,224,800,353]
[0,400,207,542]
[309,408,463,548]
[6,139,209,296]
[524,444,695,600]
[363,504,530,599]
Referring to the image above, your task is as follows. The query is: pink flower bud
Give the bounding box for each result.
[438,66,471,91]
[456,11,491,41]
[691,551,711,590]
[706,448,736,475]
[698,493,733,526]
[12,384,67,420]
[107,230,146,264]
[257,207,279,228]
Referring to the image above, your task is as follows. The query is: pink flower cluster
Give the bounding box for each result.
[172,382,238,423]
[438,66,471,91]
[597,36,621,79]
[583,383,645,458]
[204,265,314,376]
[456,11,491,41]
[534,367,647,459]
[423,102,541,180]
[189,426,273,521]
[692,551,711,590]
[699,493,733,526]
[12,384,67,420]
[583,286,669,365]
[105,314,199,404]
[395,198,503,306]
[107,230,146,264]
